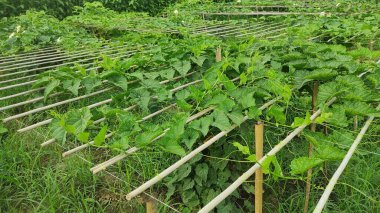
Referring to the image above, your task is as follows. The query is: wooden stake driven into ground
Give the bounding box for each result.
[304,81,319,213]
[255,122,264,213]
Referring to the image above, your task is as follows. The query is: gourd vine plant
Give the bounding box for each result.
[0,10,101,55]
[43,35,380,211]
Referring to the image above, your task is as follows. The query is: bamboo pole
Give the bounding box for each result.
[0,44,136,74]
[0,43,132,70]
[255,122,264,213]
[304,81,319,213]
[216,46,222,62]
[2,88,113,122]
[218,22,279,38]
[313,104,380,213]
[0,48,137,79]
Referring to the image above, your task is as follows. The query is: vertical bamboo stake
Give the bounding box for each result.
[146,200,156,213]
[216,46,222,62]
[255,122,264,213]
[353,116,358,131]
[304,81,319,213]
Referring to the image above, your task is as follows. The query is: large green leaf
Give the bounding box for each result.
[44,79,60,101]
[189,116,213,136]
[290,157,324,175]
[62,79,81,96]
[315,144,346,161]
[94,126,108,146]
[210,110,231,131]
[172,59,191,76]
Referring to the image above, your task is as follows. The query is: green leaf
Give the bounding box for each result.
[50,118,67,143]
[190,56,206,67]
[227,110,245,125]
[181,190,200,208]
[290,157,325,175]
[206,94,235,112]
[239,73,247,85]
[44,79,60,101]
[82,76,102,93]
[94,126,108,146]
[325,105,348,127]
[172,59,191,76]
[232,142,251,155]
[189,116,213,136]
[135,130,162,147]
[77,132,89,143]
[291,111,311,128]
[305,69,338,81]
[260,155,283,178]
[315,144,346,161]
[246,154,256,162]
[176,100,192,111]
[62,79,81,96]
[210,110,231,131]
[0,124,8,135]
[160,140,186,156]
[157,114,187,156]
[107,75,128,91]
[317,82,342,106]
[182,178,195,191]
[182,130,199,149]
[247,107,262,119]
[315,112,333,124]
[195,163,209,182]
[343,101,380,117]
[230,88,256,109]
[218,73,237,91]
[160,68,175,79]
[266,106,286,124]
[177,164,192,181]
[65,108,92,135]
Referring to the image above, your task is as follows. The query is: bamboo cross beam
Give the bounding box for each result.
[0,51,133,91]
[0,43,131,70]
[220,22,285,38]
[2,88,113,123]
[0,46,151,92]
[0,39,114,65]
[198,97,337,212]
[217,22,279,37]
[0,46,58,61]
[0,44,137,74]
[0,46,139,78]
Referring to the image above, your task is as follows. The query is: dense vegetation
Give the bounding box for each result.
[0,0,178,19]
[0,1,379,212]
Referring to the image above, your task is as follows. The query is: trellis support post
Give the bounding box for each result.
[304,81,319,213]
[146,199,156,213]
[216,46,222,62]
[255,121,264,213]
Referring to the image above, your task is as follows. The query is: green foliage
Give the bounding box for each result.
[0,10,100,55]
